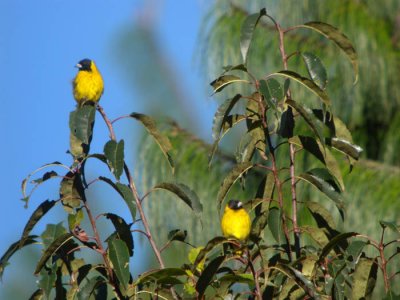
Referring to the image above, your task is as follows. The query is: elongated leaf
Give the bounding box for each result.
[20,200,57,248]
[268,207,285,244]
[167,229,188,243]
[135,268,186,285]
[299,22,358,83]
[104,139,125,180]
[60,172,84,213]
[77,276,107,300]
[301,225,330,248]
[286,99,324,144]
[97,177,136,221]
[286,265,322,299]
[194,237,229,267]
[41,223,67,248]
[379,220,400,234]
[69,105,96,144]
[108,238,130,291]
[306,201,337,235]
[272,71,331,106]
[105,213,134,257]
[28,289,44,300]
[196,255,225,298]
[39,267,56,299]
[153,183,202,215]
[298,168,344,215]
[240,8,267,63]
[219,273,254,284]
[235,132,257,164]
[351,258,378,299]
[0,235,38,279]
[302,52,328,90]
[318,232,357,263]
[212,95,242,140]
[222,64,248,73]
[21,161,68,207]
[327,138,362,161]
[34,233,74,274]
[130,113,174,173]
[259,78,283,110]
[210,75,249,93]
[278,106,295,138]
[217,162,254,211]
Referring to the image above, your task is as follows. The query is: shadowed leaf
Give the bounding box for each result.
[69,106,96,144]
[259,78,283,110]
[153,183,202,215]
[268,207,285,244]
[196,255,225,298]
[318,232,357,264]
[134,268,186,285]
[105,213,134,257]
[130,113,174,173]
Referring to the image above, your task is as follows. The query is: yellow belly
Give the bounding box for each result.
[221,208,251,241]
[73,71,104,103]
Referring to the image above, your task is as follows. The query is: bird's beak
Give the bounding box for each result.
[75,63,82,69]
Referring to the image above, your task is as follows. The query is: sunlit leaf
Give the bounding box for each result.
[219,273,254,284]
[134,268,186,285]
[302,52,328,90]
[105,213,134,257]
[108,238,130,291]
[196,256,225,298]
[60,172,84,213]
[210,75,249,93]
[104,139,125,180]
[153,183,202,215]
[193,237,228,267]
[217,162,254,211]
[272,70,331,107]
[299,22,358,83]
[240,8,267,64]
[34,233,74,275]
[20,200,57,248]
[68,208,84,231]
[351,258,378,299]
[130,113,174,173]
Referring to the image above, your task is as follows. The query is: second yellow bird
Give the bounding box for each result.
[221,200,251,241]
[73,58,104,106]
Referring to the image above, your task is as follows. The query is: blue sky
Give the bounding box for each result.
[0,1,216,297]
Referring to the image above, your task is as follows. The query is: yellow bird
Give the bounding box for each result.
[221,200,251,241]
[72,58,104,106]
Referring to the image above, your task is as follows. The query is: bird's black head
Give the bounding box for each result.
[76,58,92,71]
[228,199,243,210]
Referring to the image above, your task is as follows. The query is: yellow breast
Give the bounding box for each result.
[221,207,251,241]
[73,68,104,104]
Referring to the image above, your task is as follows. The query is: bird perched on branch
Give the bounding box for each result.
[221,199,251,241]
[72,58,104,106]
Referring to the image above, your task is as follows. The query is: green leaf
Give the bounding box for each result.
[299,22,358,83]
[129,113,174,173]
[34,233,74,275]
[60,172,84,213]
[98,177,136,222]
[196,255,225,299]
[193,237,229,267]
[302,52,328,90]
[105,213,134,257]
[351,258,378,299]
[104,139,125,180]
[28,289,44,300]
[152,182,202,215]
[222,64,248,73]
[0,235,38,279]
[240,8,267,64]
[298,168,344,216]
[77,276,107,300]
[219,273,254,284]
[379,220,400,234]
[69,105,96,144]
[41,223,67,248]
[108,238,130,291]
[20,200,57,248]
[217,162,254,212]
[39,267,56,299]
[301,225,330,248]
[259,78,283,110]
[210,75,249,93]
[272,70,331,107]
[235,132,257,164]
[327,138,362,161]
[306,201,337,235]
[318,232,357,263]
[167,229,188,243]
[268,207,285,244]
[286,99,324,144]
[21,161,67,207]
[68,208,84,231]
[212,95,242,141]
[134,268,186,285]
